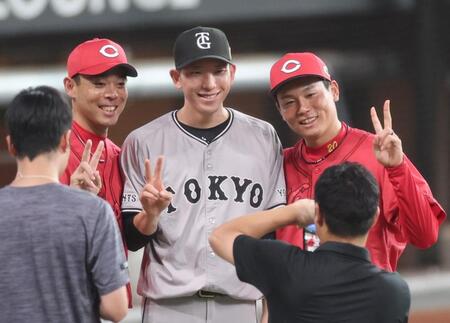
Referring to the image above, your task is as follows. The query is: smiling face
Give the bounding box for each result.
[170,58,236,127]
[276,77,341,147]
[64,70,128,136]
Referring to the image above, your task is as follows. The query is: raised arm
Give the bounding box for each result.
[371,100,446,247]
[209,199,315,264]
[132,156,172,235]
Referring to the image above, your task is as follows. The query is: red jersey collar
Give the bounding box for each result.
[72,121,107,145]
[301,122,348,164]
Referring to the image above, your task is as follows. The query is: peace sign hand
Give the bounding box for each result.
[370,100,403,167]
[70,139,104,194]
[140,156,172,226]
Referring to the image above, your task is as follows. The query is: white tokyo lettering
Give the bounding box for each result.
[99,44,119,58]
[281,59,301,74]
[195,32,211,49]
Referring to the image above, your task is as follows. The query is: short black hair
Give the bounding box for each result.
[273,78,331,107]
[5,86,72,161]
[315,162,379,237]
[72,66,129,85]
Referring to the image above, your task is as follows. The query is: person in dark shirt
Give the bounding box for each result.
[210,162,410,323]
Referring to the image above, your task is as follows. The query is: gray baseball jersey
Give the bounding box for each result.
[121,108,286,300]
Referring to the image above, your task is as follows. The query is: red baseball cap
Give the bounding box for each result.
[270,52,331,94]
[67,38,138,78]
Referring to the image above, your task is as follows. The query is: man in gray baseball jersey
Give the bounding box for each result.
[120,26,286,323]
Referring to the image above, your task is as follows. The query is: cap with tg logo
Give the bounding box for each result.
[173,26,232,70]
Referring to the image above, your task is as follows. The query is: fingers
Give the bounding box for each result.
[71,140,104,195]
[370,100,394,142]
[91,171,102,192]
[142,181,171,199]
[76,161,98,182]
[141,184,172,204]
[89,141,104,169]
[371,100,393,129]
[141,188,161,201]
[144,156,165,185]
[158,189,172,202]
[378,128,401,152]
[370,107,383,135]
[377,131,395,151]
[144,159,152,184]
[81,139,104,168]
[81,139,93,163]
[292,199,315,228]
[383,100,392,130]
[153,156,164,184]
[71,174,99,192]
[141,156,170,210]
[76,174,92,187]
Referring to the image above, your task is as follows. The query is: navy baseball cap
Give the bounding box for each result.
[173,26,232,70]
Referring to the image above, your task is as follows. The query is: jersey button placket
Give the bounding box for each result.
[205,149,215,245]
[204,147,216,290]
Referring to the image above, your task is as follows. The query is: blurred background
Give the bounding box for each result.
[0,0,448,322]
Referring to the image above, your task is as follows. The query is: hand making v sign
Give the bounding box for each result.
[70,139,104,194]
[135,156,172,235]
[370,99,404,168]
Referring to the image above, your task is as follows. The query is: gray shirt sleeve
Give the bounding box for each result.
[121,131,146,213]
[265,125,287,209]
[88,201,130,296]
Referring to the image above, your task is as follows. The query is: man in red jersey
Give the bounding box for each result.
[271,52,446,271]
[61,38,138,307]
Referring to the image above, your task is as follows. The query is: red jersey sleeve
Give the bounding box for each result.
[386,156,446,248]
